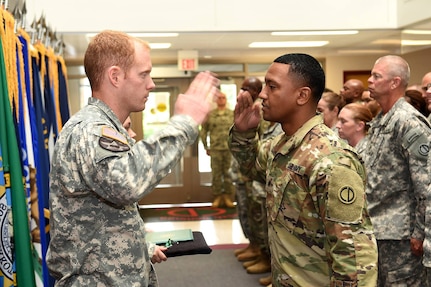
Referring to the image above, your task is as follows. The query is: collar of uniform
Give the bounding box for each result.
[272,115,323,155]
[372,96,406,129]
[88,97,125,134]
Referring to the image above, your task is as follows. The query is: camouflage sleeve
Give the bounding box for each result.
[228,126,260,180]
[147,241,156,258]
[199,121,209,150]
[401,120,431,240]
[79,114,198,206]
[314,154,378,286]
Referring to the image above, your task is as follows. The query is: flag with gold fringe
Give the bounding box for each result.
[0,8,36,286]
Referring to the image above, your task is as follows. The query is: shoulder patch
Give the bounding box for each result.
[99,127,130,152]
[327,164,364,224]
[99,137,130,152]
[338,186,356,204]
[101,126,128,144]
[402,128,430,158]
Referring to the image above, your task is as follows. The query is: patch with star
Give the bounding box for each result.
[326,164,364,224]
[99,126,130,152]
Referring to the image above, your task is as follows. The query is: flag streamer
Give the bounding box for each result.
[0,7,70,287]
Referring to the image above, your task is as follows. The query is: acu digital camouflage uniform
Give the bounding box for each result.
[362,97,431,286]
[229,115,378,287]
[47,98,199,286]
[200,108,234,196]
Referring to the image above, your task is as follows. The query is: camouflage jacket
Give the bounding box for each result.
[363,97,431,241]
[229,115,378,287]
[47,97,198,286]
[199,108,233,151]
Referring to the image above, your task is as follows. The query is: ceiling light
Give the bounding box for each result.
[149,43,171,49]
[372,39,401,45]
[249,41,328,48]
[271,30,358,36]
[402,30,431,35]
[401,40,431,46]
[86,32,178,38]
[337,49,390,54]
[129,33,179,38]
[373,39,431,46]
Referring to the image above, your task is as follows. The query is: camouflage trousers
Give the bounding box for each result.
[235,181,252,239]
[148,263,159,287]
[377,239,428,287]
[247,189,270,256]
[210,150,234,195]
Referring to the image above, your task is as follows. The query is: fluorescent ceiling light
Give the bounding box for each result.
[402,30,431,35]
[86,32,178,38]
[149,43,171,49]
[129,33,179,38]
[85,33,172,49]
[249,41,328,48]
[271,30,358,36]
[401,39,431,46]
[372,39,401,45]
[337,49,390,54]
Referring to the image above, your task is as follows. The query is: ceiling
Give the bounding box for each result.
[59,18,431,65]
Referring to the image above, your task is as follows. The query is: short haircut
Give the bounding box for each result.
[84,30,150,91]
[273,53,325,102]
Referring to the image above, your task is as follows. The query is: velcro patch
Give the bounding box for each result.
[99,127,129,152]
[327,164,364,224]
[99,137,130,152]
[403,128,430,158]
[101,127,127,145]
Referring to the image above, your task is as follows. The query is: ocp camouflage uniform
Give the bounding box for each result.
[229,115,378,287]
[363,97,431,286]
[47,97,200,286]
[200,108,234,196]
[249,122,283,258]
[229,158,252,238]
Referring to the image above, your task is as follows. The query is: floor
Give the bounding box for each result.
[141,203,270,287]
[141,202,249,247]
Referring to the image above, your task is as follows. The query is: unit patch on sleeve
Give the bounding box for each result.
[99,126,130,152]
[326,164,364,224]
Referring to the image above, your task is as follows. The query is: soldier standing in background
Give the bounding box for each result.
[364,55,431,286]
[229,53,378,286]
[340,78,365,104]
[231,77,263,261]
[200,91,234,208]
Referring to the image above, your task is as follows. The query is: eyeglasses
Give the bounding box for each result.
[422,83,431,92]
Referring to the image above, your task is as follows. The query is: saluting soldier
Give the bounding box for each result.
[229,53,378,286]
[46,30,219,287]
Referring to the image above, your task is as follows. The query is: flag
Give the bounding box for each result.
[0,144,14,287]
[57,58,70,126]
[31,52,54,287]
[0,31,36,287]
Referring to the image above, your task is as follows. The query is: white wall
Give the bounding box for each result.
[25,0,400,32]
[397,0,431,27]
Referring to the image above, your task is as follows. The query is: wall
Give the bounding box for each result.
[325,47,431,91]
[25,0,399,32]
